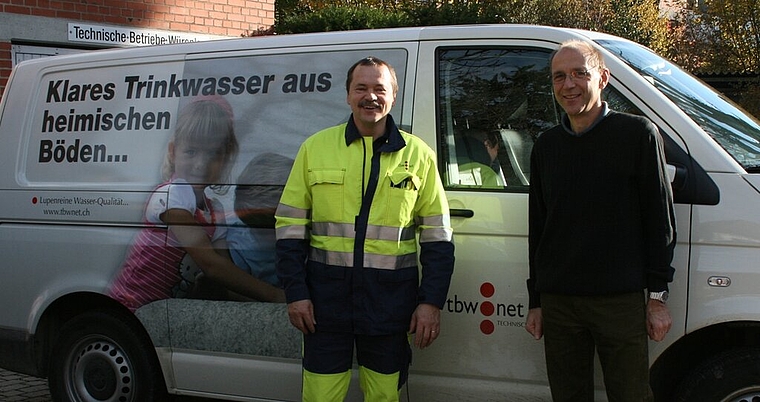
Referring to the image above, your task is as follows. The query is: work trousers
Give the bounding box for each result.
[301,331,411,402]
[542,292,653,402]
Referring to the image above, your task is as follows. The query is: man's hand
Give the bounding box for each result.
[647,299,672,341]
[287,299,316,334]
[525,308,543,340]
[409,303,441,349]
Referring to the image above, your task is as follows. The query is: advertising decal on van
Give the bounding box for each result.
[22,49,411,359]
[26,52,406,185]
[21,50,408,220]
[446,282,526,335]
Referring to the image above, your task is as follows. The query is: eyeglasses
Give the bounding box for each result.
[552,69,594,85]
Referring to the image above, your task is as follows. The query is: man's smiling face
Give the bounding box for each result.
[551,47,608,120]
[346,64,396,137]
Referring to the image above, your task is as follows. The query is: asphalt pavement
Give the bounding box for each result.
[0,368,51,402]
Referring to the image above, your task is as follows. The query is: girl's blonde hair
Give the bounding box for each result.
[162,96,239,193]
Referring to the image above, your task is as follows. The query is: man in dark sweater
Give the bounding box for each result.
[525,40,676,401]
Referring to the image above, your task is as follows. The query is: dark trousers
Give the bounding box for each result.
[303,330,410,379]
[542,293,653,402]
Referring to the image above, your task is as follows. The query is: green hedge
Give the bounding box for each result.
[275,5,412,34]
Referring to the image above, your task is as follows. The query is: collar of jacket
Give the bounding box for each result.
[344,114,406,153]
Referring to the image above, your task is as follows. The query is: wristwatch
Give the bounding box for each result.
[649,290,669,303]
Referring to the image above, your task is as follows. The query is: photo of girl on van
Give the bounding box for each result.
[109,96,286,312]
[227,152,294,287]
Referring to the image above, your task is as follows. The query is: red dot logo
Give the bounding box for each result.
[480,301,494,316]
[32,197,38,204]
[479,282,496,335]
[480,320,494,335]
[480,282,495,298]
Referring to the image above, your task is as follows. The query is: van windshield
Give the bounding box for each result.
[598,39,760,172]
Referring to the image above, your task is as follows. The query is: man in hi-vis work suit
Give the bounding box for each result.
[275,56,455,401]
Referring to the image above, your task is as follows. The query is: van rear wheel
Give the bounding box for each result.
[673,348,760,402]
[49,311,166,402]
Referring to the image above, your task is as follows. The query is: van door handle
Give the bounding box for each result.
[450,208,474,218]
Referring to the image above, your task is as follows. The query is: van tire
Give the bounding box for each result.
[672,348,760,402]
[48,311,167,402]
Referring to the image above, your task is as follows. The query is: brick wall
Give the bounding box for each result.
[0,0,275,100]
[0,41,10,98]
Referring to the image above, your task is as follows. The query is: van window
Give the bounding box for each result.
[23,49,410,191]
[599,39,760,172]
[437,48,556,190]
[436,47,644,191]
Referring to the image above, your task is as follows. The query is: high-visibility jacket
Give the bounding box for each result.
[275,115,455,335]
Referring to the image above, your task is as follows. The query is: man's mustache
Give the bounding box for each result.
[359,100,381,108]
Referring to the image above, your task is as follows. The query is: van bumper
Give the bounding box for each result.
[0,327,42,377]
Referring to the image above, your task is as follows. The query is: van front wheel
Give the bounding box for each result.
[49,311,166,402]
[673,348,760,402]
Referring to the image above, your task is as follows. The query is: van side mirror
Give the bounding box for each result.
[664,135,720,206]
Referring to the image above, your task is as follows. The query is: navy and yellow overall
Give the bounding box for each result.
[275,115,454,401]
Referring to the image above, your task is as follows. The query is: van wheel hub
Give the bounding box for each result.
[70,338,132,402]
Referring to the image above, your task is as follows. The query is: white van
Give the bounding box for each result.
[1,24,759,402]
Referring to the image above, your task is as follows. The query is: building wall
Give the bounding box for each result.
[0,0,275,101]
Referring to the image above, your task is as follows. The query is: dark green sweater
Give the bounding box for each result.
[527,110,675,309]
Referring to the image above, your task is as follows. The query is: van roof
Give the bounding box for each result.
[15,24,623,68]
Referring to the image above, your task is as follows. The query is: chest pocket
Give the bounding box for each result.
[308,169,345,222]
[385,170,420,226]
